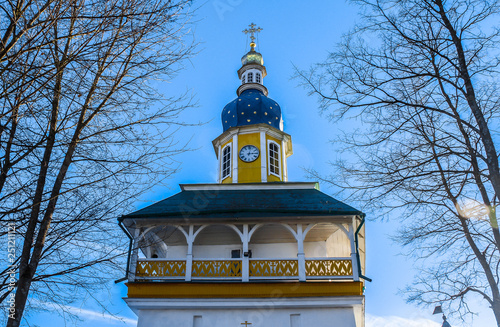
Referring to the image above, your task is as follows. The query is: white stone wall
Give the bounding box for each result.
[326,230,351,257]
[132,299,364,327]
[304,241,326,257]
[166,245,188,259]
[166,241,350,260]
[193,244,241,258]
[251,243,297,258]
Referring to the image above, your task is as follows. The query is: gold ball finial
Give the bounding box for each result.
[250,41,256,51]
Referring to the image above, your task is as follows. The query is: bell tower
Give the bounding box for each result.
[212,24,292,184]
[119,23,367,327]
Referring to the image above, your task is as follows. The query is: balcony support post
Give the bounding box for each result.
[297,224,306,281]
[349,218,360,281]
[242,224,249,282]
[185,225,194,281]
[128,227,140,282]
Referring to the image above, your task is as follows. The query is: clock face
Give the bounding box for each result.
[239,145,260,162]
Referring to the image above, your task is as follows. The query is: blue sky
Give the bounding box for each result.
[29,1,495,326]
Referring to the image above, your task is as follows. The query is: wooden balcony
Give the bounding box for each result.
[134,257,353,281]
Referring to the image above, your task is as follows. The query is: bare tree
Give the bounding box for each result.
[296,0,500,325]
[0,0,195,325]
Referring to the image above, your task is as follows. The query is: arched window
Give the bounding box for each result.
[221,144,231,180]
[247,72,253,83]
[256,72,261,83]
[268,141,280,177]
[242,74,246,84]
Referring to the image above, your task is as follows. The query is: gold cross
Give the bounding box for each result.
[242,23,262,43]
[241,321,252,327]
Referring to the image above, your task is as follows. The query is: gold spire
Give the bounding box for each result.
[243,23,262,51]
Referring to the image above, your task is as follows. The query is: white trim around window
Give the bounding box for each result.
[267,140,281,179]
[221,143,232,180]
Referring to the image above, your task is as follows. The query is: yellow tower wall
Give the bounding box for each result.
[237,132,261,183]
[214,124,291,184]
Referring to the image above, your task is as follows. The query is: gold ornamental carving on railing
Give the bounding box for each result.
[305,259,352,276]
[136,260,186,277]
[135,258,352,278]
[192,260,242,277]
[249,260,298,277]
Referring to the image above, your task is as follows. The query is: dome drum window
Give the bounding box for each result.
[221,144,232,180]
[268,140,281,178]
[242,75,246,84]
[247,72,253,83]
[256,72,261,83]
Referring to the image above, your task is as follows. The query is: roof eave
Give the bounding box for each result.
[122,213,364,227]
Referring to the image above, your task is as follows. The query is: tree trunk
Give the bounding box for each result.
[6,26,70,324]
[435,0,500,204]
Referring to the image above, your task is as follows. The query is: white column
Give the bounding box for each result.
[260,131,267,182]
[217,144,221,183]
[185,225,194,281]
[128,227,140,282]
[242,224,249,282]
[232,134,238,183]
[281,140,288,181]
[349,220,360,281]
[296,224,306,281]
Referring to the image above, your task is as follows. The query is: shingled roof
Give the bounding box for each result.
[119,183,362,221]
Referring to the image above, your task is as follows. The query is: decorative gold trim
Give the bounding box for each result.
[136,260,186,277]
[135,259,353,278]
[192,260,242,277]
[249,260,298,277]
[306,259,353,276]
[127,281,363,298]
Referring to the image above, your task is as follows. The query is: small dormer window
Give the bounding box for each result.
[247,72,253,83]
[221,144,231,180]
[256,72,261,83]
[242,75,245,84]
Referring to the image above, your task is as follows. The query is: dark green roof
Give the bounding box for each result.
[120,185,362,221]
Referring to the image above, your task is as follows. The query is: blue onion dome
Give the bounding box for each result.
[222,89,282,132]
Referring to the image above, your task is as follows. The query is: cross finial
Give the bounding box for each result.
[241,321,252,327]
[243,23,262,50]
